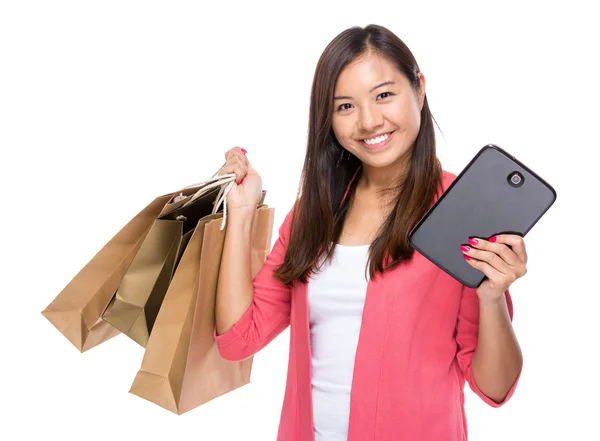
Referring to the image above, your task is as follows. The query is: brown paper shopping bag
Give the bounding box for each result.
[129,204,274,414]
[41,194,174,352]
[101,170,259,347]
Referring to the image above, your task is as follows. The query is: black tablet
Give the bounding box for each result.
[408,144,557,288]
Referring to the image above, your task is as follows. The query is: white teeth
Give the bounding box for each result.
[363,132,390,145]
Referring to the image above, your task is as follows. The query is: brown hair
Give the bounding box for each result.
[273,24,443,286]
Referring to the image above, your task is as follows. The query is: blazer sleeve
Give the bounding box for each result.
[212,206,294,361]
[455,285,522,407]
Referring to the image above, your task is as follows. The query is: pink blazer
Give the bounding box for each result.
[213,169,521,441]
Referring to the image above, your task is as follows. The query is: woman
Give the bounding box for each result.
[214,24,525,441]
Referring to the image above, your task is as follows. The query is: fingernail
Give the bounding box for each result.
[489,236,498,243]
[241,148,247,154]
[463,255,472,261]
[468,238,479,246]
[460,245,471,253]
[239,176,245,184]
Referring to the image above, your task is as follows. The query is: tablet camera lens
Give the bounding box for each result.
[508,171,524,187]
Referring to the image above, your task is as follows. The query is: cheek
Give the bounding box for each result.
[332,118,353,140]
[388,99,421,133]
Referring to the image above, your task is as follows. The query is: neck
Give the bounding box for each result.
[356,154,410,194]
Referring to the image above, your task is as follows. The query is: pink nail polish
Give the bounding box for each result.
[460,245,471,253]
[463,255,472,261]
[241,148,247,154]
[489,236,498,243]
[468,238,479,246]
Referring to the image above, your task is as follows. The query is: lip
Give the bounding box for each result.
[361,130,395,150]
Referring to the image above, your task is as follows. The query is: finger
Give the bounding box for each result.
[217,166,233,177]
[240,151,249,168]
[463,254,507,284]
[218,165,245,181]
[461,245,512,275]
[231,146,247,158]
[490,234,528,264]
[225,155,245,170]
[466,237,522,267]
[225,149,250,169]
[238,166,248,183]
[225,146,245,158]
[230,164,248,184]
[218,159,247,180]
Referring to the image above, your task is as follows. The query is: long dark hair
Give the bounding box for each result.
[273,24,443,286]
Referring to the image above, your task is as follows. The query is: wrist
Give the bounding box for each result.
[227,206,256,224]
[478,293,507,310]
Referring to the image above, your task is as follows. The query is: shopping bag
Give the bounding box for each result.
[41,193,174,352]
[128,203,274,414]
[101,169,251,347]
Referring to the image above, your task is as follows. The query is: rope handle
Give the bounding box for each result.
[178,161,236,231]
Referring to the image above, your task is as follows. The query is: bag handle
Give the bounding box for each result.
[179,161,236,231]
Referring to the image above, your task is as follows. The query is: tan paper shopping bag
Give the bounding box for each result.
[101,175,263,348]
[129,204,274,414]
[100,182,222,347]
[41,194,174,352]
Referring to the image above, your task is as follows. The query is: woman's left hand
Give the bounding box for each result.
[460,234,528,305]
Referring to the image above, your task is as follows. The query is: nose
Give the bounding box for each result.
[357,104,384,134]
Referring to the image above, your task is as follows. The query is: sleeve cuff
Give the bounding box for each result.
[213,303,254,348]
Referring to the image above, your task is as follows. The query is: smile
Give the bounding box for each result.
[361,131,395,150]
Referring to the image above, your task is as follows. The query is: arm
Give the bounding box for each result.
[215,207,257,336]
[214,205,295,361]
[471,293,523,403]
[455,286,523,407]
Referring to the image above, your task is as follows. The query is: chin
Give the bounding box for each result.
[362,146,409,166]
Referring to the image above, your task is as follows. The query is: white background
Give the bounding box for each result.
[1,1,599,440]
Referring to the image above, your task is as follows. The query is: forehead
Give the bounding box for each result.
[335,52,406,92]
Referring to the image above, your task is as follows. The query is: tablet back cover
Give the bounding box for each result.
[408,144,556,288]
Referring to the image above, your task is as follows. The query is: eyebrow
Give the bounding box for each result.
[333,80,395,100]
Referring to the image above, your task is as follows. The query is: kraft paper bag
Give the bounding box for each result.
[102,172,266,348]
[41,193,174,352]
[129,204,274,414]
[41,167,238,352]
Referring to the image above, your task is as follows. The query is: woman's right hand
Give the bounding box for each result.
[217,146,263,212]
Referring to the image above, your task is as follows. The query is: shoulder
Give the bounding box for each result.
[433,169,457,201]
[277,200,299,241]
[441,169,457,190]
[424,169,458,207]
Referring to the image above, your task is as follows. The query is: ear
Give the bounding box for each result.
[417,72,426,110]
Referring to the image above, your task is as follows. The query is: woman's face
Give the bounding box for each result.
[331,51,425,172]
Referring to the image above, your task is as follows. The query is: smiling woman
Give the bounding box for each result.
[214,23,523,441]
[274,25,442,284]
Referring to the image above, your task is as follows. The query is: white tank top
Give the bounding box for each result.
[307,242,371,441]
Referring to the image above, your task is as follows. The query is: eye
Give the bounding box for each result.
[377,91,394,100]
[336,103,353,112]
